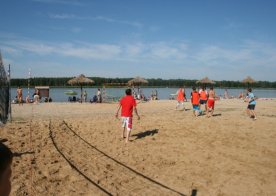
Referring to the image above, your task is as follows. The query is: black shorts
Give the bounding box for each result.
[200,100,207,104]
[247,104,255,110]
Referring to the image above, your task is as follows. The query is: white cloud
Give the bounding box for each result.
[148,43,187,59]
[123,42,188,61]
[94,16,143,28]
[1,39,190,62]
[48,13,77,19]
[1,36,276,80]
[9,41,55,55]
[58,44,122,60]
[48,13,143,28]
[125,43,144,57]
[194,41,274,66]
[1,46,21,56]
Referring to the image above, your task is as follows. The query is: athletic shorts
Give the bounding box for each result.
[247,104,255,110]
[200,99,207,104]
[208,99,215,109]
[121,117,132,131]
[192,105,200,111]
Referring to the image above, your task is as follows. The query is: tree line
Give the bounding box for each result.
[10,77,276,88]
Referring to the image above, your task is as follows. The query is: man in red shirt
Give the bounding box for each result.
[115,89,140,143]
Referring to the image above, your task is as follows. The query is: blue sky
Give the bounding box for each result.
[0,0,276,81]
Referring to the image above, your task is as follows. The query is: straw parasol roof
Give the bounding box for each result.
[242,76,256,84]
[128,76,148,86]
[67,74,94,85]
[196,77,215,86]
[67,74,94,103]
[242,76,257,88]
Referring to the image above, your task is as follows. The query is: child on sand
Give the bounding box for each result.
[115,89,140,143]
[191,86,202,117]
[0,142,13,196]
[246,88,257,120]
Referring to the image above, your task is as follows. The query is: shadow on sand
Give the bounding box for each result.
[0,138,8,143]
[132,129,159,140]
[212,113,222,117]
[13,151,35,157]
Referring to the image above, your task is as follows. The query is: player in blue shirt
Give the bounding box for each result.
[246,88,257,120]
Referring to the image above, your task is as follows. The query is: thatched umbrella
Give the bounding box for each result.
[196,77,215,88]
[128,76,148,86]
[127,76,148,100]
[242,76,256,88]
[67,74,94,103]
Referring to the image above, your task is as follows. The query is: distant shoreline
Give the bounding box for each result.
[10,85,276,89]
[10,77,276,89]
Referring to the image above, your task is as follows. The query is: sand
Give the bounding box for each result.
[1,99,276,196]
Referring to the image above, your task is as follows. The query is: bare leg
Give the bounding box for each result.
[121,127,126,138]
[19,97,23,106]
[195,110,199,117]
[126,129,131,143]
[210,108,214,116]
[251,110,257,120]
[183,103,186,111]
[246,109,251,117]
[176,102,180,109]
[206,108,211,117]
[207,107,214,117]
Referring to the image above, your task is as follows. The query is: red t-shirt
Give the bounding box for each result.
[177,89,184,101]
[191,91,200,105]
[200,90,208,100]
[120,95,137,117]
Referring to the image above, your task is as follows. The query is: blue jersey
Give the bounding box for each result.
[248,92,256,105]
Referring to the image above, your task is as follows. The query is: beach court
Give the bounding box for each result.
[1,99,276,195]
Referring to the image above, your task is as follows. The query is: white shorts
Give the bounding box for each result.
[121,117,132,131]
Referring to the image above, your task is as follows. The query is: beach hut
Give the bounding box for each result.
[35,86,50,97]
[67,74,94,103]
[33,86,50,102]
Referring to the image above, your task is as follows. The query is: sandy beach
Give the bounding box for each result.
[1,99,276,195]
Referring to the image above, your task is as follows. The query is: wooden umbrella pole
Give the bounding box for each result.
[81,85,83,103]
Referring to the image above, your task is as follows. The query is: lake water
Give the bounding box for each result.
[11,87,276,102]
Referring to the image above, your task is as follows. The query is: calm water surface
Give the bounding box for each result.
[11,87,276,102]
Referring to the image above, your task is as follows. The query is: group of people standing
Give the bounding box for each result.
[176,86,216,117]
[191,86,216,117]
[175,86,257,119]
[16,86,41,105]
[81,88,102,103]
